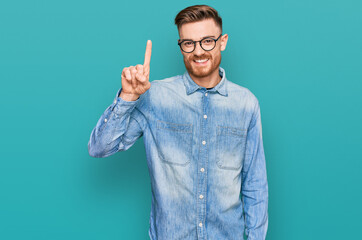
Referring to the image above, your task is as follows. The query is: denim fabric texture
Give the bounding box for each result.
[88,67,268,240]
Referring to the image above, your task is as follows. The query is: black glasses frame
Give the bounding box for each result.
[178,34,223,53]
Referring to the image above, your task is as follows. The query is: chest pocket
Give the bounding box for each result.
[216,126,247,170]
[156,120,193,166]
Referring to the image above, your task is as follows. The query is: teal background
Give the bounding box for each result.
[1,0,361,239]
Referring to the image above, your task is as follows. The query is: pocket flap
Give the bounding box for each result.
[217,126,246,137]
[157,120,192,133]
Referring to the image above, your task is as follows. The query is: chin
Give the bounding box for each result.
[189,66,210,77]
[185,62,213,78]
[193,70,212,78]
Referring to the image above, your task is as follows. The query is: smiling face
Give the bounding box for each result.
[178,18,228,79]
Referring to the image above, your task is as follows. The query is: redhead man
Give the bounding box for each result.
[88,4,268,240]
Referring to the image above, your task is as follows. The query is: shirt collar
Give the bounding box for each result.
[183,66,228,96]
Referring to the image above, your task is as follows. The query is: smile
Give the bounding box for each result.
[193,59,209,65]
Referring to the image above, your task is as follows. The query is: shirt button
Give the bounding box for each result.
[200,168,205,172]
[205,93,208,96]
[203,115,207,119]
[104,118,108,122]
[202,140,206,145]
[199,222,203,227]
[199,194,204,199]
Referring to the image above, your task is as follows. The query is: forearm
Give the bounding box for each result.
[88,88,141,158]
[242,157,268,240]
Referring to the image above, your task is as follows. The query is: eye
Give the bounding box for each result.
[202,38,214,45]
[183,41,194,47]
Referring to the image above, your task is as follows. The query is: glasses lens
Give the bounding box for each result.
[201,38,216,51]
[181,41,194,52]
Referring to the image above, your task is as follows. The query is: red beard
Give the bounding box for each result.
[184,52,221,78]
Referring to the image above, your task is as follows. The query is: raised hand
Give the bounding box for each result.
[120,40,152,101]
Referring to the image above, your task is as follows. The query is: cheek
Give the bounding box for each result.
[182,54,192,64]
[211,52,219,61]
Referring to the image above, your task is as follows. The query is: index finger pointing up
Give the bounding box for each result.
[143,40,152,67]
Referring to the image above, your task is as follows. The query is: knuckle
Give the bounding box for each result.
[136,65,143,71]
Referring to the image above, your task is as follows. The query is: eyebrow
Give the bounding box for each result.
[180,35,216,41]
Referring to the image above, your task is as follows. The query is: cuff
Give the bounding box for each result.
[112,88,140,115]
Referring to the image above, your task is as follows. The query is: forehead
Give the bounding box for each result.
[179,19,221,40]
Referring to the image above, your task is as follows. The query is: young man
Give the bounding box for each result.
[88,5,268,240]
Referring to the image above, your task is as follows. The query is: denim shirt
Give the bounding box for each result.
[88,67,268,240]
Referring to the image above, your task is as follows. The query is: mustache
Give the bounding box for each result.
[191,54,211,61]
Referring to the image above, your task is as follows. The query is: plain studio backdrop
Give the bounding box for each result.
[0,0,361,239]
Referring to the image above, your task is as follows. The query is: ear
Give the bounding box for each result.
[220,34,229,51]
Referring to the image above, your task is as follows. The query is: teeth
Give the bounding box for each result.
[195,59,208,63]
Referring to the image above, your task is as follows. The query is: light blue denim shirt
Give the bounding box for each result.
[88,67,268,240]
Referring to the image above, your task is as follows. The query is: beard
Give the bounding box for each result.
[183,52,221,78]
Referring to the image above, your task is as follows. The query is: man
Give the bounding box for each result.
[88,4,268,240]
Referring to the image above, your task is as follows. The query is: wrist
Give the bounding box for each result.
[119,91,140,102]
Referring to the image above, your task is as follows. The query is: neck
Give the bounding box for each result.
[189,67,221,88]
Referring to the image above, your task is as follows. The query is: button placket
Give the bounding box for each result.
[197,89,209,239]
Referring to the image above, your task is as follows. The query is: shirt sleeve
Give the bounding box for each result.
[241,100,269,240]
[88,88,146,158]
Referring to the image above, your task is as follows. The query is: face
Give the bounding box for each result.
[178,18,228,78]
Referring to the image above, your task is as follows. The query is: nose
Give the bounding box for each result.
[193,42,205,56]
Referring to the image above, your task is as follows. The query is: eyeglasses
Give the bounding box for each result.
[178,34,222,53]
